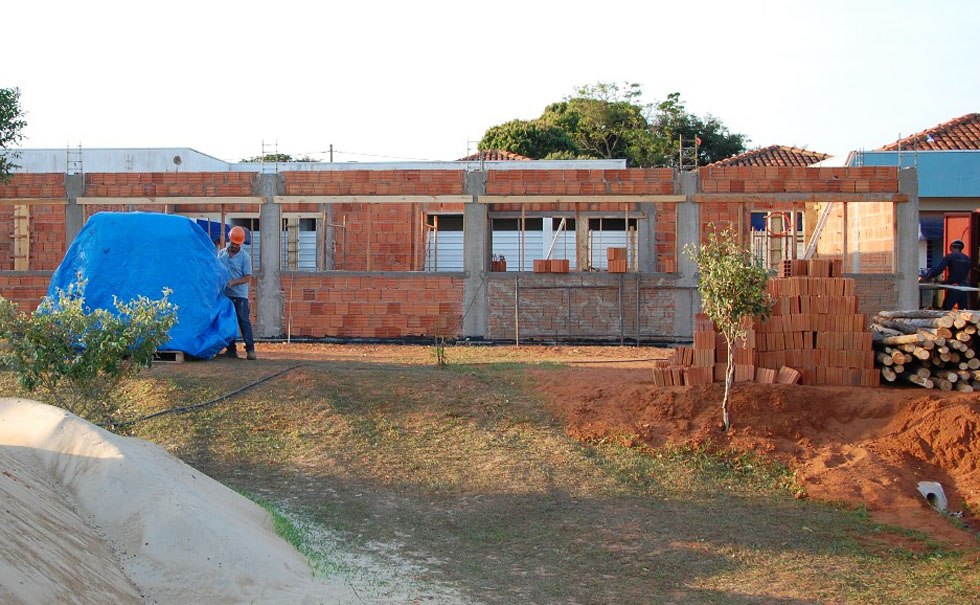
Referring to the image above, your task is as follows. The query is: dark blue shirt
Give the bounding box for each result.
[927,250,972,285]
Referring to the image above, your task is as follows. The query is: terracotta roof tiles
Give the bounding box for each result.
[707,145,831,168]
[456,149,532,161]
[878,113,980,151]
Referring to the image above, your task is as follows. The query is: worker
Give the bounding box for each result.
[218,226,256,360]
[922,239,973,310]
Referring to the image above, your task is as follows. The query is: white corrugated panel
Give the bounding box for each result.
[280,231,317,270]
[589,231,629,270]
[492,231,544,272]
[424,231,464,271]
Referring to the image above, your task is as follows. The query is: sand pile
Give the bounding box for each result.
[0,397,358,604]
[539,367,980,544]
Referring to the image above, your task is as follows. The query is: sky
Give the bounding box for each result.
[4,0,979,164]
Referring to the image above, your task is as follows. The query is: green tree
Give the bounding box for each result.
[479,83,748,167]
[240,153,320,163]
[479,119,577,159]
[685,227,771,432]
[0,87,27,183]
[0,279,178,425]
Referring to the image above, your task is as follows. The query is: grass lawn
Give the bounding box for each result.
[3,347,978,604]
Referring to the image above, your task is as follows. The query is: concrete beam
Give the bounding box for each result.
[255,174,283,338]
[897,169,920,310]
[674,172,701,339]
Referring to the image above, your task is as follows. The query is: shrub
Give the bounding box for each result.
[0,279,178,424]
[685,226,771,432]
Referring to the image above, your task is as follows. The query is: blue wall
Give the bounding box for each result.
[852,151,980,198]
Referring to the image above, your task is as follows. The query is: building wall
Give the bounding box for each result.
[0,272,52,313]
[0,166,908,342]
[487,273,678,342]
[280,272,464,338]
[850,274,899,320]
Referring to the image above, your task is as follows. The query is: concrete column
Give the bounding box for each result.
[462,171,489,339]
[64,174,85,245]
[673,172,700,339]
[897,168,920,310]
[637,201,657,273]
[255,174,283,338]
[321,204,335,270]
[575,213,589,270]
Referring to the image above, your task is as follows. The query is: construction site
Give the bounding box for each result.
[2,134,980,603]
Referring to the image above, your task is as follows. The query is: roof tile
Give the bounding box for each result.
[707,145,831,168]
[457,150,532,161]
[878,113,980,151]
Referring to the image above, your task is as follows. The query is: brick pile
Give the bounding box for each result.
[607,248,628,273]
[653,258,881,387]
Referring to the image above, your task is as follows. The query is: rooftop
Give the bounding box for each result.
[878,113,980,151]
[707,145,830,168]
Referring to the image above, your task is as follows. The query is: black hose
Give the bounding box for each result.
[105,363,305,429]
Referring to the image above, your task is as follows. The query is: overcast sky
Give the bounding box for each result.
[5,0,978,163]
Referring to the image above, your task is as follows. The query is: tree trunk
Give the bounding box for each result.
[723,340,734,432]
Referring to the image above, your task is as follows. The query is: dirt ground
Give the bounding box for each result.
[258,343,980,545]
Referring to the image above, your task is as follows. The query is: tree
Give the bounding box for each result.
[685,227,771,432]
[0,87,27,183]
[240,153,320,163]
[479,119,577,159]
[0,279,178,425]
[479,83,748,167]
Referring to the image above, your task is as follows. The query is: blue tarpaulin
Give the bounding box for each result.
[48,212,239,359]
[195,219,251,245]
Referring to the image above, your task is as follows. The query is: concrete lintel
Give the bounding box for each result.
[274,195,470,205]
[489,211,648,219]
[478,195,686,204]
[256,175,282,338]
[76,196,263,205]
[693,193,908,204]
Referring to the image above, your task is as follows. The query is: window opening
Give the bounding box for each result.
[588,217,638,270]
[750,211,805,271]
[423,214,463,272]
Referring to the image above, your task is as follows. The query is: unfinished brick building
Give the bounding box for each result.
[0,150,918,344]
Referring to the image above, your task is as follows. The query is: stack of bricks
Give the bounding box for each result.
[607,248,628,273]
[654,258,881,388]
[532,259,570,273]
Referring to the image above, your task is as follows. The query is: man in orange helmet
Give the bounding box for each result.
[218,226,256,359]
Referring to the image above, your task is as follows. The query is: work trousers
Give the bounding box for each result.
[228,296,255,352]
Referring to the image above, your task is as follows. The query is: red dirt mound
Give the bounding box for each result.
[536,367,980,546]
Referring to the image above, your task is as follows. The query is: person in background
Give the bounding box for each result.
[922,239,973,310]
[218,226,256,359]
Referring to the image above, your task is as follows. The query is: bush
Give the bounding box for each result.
[0,279,178,424]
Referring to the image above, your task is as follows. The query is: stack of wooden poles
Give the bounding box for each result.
[871,309,980,391]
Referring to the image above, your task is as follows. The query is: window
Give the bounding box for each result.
[424,214,463,271]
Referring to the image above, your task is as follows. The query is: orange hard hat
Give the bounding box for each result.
[229,226,246,245]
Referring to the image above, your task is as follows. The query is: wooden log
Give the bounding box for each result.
[893,364,905,374]
[955,383,974,393]
[902,374,934,388]
[870,324,904,338]
[902,317,955,329]
[876,352,895,366]
[956,331,972,342]
[874,333,925,346]
[936,379,953,392]
[874,318,920,334]
[881,366,897,382]
[877,310,948,319]
[968,358,980,370]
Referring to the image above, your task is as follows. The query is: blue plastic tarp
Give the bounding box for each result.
[195,219,252,245]
[48,212,240,359]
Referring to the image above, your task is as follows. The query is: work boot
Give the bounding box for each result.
[246,350,257,361]
[225,348,239,359]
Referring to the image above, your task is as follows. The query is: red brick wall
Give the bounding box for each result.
[0,174,66,199]
[84,172,256,197]
[816,202,896,273]
[487,274,676,341]
[283,170,464,195]
[0,272,51,313]
[655,203,676,272]
[485,168,674,195]
[701,166,900,193]
[280,273,464,338]
[850,274,899,321]
[0,204,66,271]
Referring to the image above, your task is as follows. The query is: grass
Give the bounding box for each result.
[1,354,978,604]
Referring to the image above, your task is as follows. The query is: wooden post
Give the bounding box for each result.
[219,207,226,249]
[13,205,30,271]
[366,210,372,272]
[842,201,849,271]
[433,214,439,272]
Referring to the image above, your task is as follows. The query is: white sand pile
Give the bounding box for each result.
[0,397,359,604]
